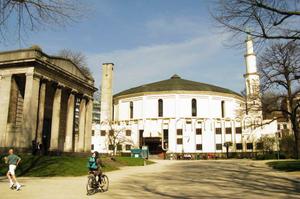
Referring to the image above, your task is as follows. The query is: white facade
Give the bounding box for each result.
[92,91,277,154]
[91,35,279,155]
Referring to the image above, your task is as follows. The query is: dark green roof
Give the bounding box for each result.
[114,74,242,98]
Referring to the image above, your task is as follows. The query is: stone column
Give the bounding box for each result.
[64,90,76,152]
[74,134,79,152]
[49,84,62,151]
[77,97,86,152]
[22,73,40,148]
[36,80,47,144]
[0,74,12,147]
[84,98,93,152]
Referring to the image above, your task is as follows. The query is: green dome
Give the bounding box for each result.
[114,74,242,98]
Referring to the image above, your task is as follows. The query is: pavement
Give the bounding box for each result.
[0,159,300,199]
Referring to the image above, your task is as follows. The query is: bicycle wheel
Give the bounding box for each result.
[100,175,109,192]
[86,175,96,195]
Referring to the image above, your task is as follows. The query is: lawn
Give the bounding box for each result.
[267,160,300,172]
[0,154,154,177]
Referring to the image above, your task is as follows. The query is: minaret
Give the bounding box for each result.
[244,35,262,116]
[100,63,114,123]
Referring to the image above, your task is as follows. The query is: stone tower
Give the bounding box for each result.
[100,63,114,123]
[244,35,262,116]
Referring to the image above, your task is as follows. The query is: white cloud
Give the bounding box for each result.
[87,33,231,93]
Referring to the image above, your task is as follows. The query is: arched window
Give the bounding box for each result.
[221,100,225,118]
[158,99,163,117]
[130,101,133,119]
[192,98,197,117]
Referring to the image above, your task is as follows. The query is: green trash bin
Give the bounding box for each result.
[131,149,142,158]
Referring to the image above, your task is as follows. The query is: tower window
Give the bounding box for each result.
[177,129,183,135]
[196,128,202,135]
[177,138,183,145]
[117,145,122,151]
[158,99,163,117]
[101,130,106,136]
[221,101,225,118]
[130,101,133,119]
[125,145,131,150]
[235,127,242,134]
[163,129,169,149]
[225,127,232,134]
[196,144,202,150]
[236,143,243,150]
[126,130,131,136]
[256,142,263,150]
[192,98,197,117]
[247,143,253,150]
[216,144,222,150]
[215,128,222,134]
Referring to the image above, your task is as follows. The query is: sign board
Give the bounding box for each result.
[142,146,148,150]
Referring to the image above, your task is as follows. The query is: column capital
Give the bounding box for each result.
[0,74,12,79]
[83,94,93,101]
[52,82,65,89]
[25,72,41,79]
[58,83,65,88]
[70,89,79,95]
[40,76,51,83]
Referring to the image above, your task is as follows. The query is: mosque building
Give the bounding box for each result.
[91,36,278,157]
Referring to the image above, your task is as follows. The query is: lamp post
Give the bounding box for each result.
[224,141,232,159]
[276,131,280,160]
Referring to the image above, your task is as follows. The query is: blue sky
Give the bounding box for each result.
[0,0,247,94]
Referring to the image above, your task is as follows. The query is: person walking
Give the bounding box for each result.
[4,149,22,191]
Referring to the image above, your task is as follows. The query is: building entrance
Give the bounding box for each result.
[144,137,163,154]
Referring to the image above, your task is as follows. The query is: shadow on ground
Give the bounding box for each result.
[105,161,300,199]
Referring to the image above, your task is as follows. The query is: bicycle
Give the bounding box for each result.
[86,171,109,195]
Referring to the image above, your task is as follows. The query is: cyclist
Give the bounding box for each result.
[87,151,103,183]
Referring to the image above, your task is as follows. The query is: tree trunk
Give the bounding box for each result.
[226,146,229,159]
[294,128,300,159]
[113,146,117,156]
[291,117,300,159]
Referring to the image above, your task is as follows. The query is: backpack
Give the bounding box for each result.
[88,157,98,169]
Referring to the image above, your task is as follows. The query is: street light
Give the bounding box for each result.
[276,131,280,160]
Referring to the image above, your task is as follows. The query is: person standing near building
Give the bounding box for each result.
[4,149,22,190]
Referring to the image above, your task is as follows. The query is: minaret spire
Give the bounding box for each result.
[243,35,262,116]
[245,35,257,74]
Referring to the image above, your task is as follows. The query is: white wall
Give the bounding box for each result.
[114,93,242,120]
[92,93,278,154]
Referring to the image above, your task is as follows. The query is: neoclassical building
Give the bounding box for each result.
[92,36,278,156]
[0,46,97,153]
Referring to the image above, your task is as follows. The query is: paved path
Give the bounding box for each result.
[0,160,300,199]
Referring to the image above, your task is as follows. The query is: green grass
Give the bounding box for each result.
[0,154,154,177]
[114,157,154,166]
[267,160,300,172]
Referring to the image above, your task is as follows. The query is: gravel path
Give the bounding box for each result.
[0,160,299,199]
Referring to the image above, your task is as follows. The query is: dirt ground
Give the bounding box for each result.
[0,159,299,199]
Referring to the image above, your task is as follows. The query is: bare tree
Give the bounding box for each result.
[257,135,276,153]
[0,0,86,42]
[93,86,101,102]
[258,41,300,158]
[280,133,296,158]
[57,49,92,78]
[104,122,134,156]
[212,0,300,44]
